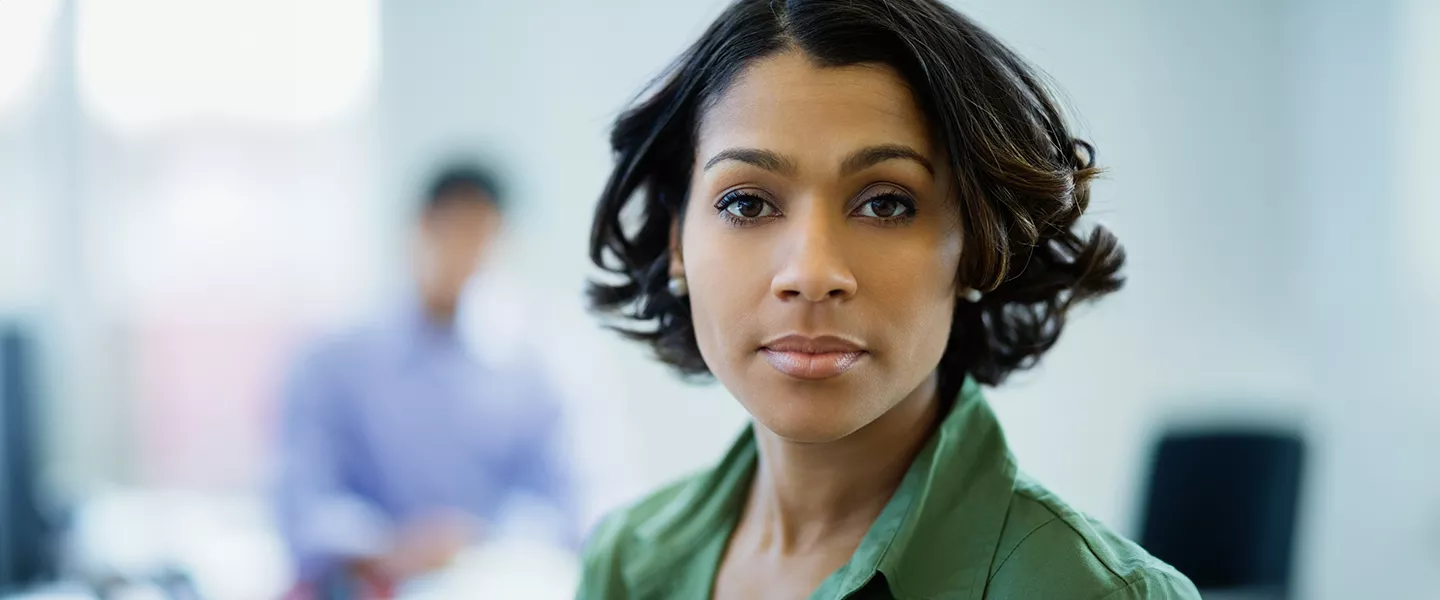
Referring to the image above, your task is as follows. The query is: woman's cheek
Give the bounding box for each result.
[683,225,756,363]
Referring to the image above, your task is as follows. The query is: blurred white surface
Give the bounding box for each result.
[401,538,579,600]
[66,489,290,600]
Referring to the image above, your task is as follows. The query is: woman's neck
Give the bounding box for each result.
[743,374,942,554]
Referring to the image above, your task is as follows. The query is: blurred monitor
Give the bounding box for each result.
[0,323,50,590]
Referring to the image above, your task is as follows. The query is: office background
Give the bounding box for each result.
[1,0,1437,598]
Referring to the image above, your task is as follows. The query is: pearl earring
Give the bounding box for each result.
[667,276,689,298]
[961,287,983,303]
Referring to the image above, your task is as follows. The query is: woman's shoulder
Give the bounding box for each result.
[574,475,696,599]
[578,428,758,598]
[577,460,746,598]
[984,474,1200,600]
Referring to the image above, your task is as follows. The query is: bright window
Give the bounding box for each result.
[0,0,61,115]
[76,0,378,135]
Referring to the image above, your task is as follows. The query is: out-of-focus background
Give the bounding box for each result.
[1,0,1437,598]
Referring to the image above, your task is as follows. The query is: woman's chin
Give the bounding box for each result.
[725,362,895,443]
[748,401,873,444]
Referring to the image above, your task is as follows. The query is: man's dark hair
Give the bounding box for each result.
[422,163,506,214]
[588,0,1124,400]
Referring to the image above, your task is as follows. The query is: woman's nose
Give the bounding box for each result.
[769,208,858,303]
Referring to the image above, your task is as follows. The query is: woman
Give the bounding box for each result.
[580,0,1199,598]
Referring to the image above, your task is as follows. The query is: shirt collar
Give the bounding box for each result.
[386,295,462,361]
[626,376,1018,600]
[868,376,1018,599]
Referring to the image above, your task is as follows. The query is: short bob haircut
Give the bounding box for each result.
[589,0,1124,400]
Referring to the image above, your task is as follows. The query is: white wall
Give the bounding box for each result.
[1291,0,1440,597]
[952,0,1309,534]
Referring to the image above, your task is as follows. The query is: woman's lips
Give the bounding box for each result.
[759,335,867,380]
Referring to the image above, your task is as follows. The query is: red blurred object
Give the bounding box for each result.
[282,568,397,600]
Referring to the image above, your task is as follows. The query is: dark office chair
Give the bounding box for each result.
[1138,428,1305,599]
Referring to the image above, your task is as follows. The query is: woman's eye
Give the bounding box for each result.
[718,192,779,220]
[852,192,916,220]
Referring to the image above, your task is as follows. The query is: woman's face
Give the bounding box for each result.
[679,51,964,443]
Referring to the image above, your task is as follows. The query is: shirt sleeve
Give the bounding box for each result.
[986,510,1201,600]
[274,347,394,580]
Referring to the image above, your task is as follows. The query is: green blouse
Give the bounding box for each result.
[576,378,1200,599]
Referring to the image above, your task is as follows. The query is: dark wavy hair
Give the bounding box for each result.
[588,0,1124,399]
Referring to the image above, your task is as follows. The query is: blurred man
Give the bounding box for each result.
[275,164,573,596]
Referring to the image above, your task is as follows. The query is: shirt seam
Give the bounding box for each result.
[1088,566,1188,600]
[983,515,1061,583]
[889,408,1018,600]
[1090,577,1141,600]
[1012,482,1139,584]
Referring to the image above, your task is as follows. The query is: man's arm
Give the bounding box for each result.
[274,347,393,581]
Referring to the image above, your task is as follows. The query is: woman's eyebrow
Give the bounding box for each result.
[703,147,798,175]
[840,144,935,176]
[702,144,935,177]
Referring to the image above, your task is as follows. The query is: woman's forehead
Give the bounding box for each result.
[697,52,935,165]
